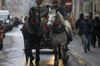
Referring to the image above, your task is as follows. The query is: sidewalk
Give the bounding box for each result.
[68,35,100,66]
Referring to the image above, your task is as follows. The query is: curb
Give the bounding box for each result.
[68,48,95,66]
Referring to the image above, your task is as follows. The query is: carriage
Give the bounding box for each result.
[22,4,71,66]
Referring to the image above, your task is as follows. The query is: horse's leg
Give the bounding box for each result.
[25,40,29,63]
[36,42,40,65]
[58,45,62,59]
[29,44,34,66]
[54,46,58,66]
[62,44,69,64]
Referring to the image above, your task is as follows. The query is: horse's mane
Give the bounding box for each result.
[49,9,56,14]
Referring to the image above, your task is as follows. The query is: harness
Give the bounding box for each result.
[26,20,36,34]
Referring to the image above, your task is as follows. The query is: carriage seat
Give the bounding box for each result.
[41,21,50,41]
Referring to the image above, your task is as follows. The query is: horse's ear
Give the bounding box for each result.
[29,7,35,16]
[49,7,51,12]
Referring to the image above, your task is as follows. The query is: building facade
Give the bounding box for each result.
[92,0,100,19]
[6,0,35,18]
[0,0,2,10]
[0,0,6,10]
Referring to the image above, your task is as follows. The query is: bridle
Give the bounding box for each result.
[48,13,57,24]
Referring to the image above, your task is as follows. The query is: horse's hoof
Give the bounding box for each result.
[30,63,34,66]
[54,63,58,66]
[62,55,69,64]
[35,62,39,66]
[54,61,59,66]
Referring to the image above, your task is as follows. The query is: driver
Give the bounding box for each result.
[33,0,48,21]
[50,0,64,16]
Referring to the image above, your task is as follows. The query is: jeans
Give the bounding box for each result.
[82,34,91,51]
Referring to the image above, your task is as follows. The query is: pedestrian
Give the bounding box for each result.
[24,16,28,23]
[67,13,73,27]
[70,12,76,36]
[76,14,84,43]
[93,15,100,47]
[76,13,84,31]
[79,14,93,53]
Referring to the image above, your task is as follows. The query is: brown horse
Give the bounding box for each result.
[22,7,42,66]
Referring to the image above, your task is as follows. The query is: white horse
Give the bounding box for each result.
[47,8,72,66]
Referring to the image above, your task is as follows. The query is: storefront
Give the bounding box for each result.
[92,0,100,19]
[0,0,2,10]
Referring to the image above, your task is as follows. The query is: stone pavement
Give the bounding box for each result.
[68,35,100,66]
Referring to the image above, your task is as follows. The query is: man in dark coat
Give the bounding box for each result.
[79,14,93,53]
[50,0,64,16]
[76,13,84,30]
[92,15,100,47]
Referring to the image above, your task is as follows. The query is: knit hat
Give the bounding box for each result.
[84,14,89,17]
[53,0,58,4]
[36,0,42,1]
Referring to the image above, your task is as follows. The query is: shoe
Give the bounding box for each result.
[88,48,90,51]
[93,46,95,48]
[84,50,87,53]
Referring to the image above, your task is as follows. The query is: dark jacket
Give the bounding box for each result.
[93,17,100,35]
[50,5,64,16]
[76,14,84,30]
[79,19,93,35]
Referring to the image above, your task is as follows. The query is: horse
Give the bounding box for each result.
[47,9,72,66]
[22,7,42,66]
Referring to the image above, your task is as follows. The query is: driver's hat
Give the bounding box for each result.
[53,0,58,4]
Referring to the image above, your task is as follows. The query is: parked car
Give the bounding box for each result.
[8,19,14,31]
[0,20,5,37]
[0,10,13,31]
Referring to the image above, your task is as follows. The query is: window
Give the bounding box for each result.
[15,0,17,4]
[20,0,22,3]
[15,8,18,13]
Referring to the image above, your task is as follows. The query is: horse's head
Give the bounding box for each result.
[47,8,58,28]
[28,7,40,31]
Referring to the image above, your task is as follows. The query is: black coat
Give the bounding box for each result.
[76,14,84,30]
[93,17,100,35]
[79,20,93,35]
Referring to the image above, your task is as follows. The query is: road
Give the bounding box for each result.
[0,25,83,66]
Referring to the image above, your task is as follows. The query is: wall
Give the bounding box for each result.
[72,0,81,20]
[0,0,2,10]
[92,0,100,19]
[6,0,36,18]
